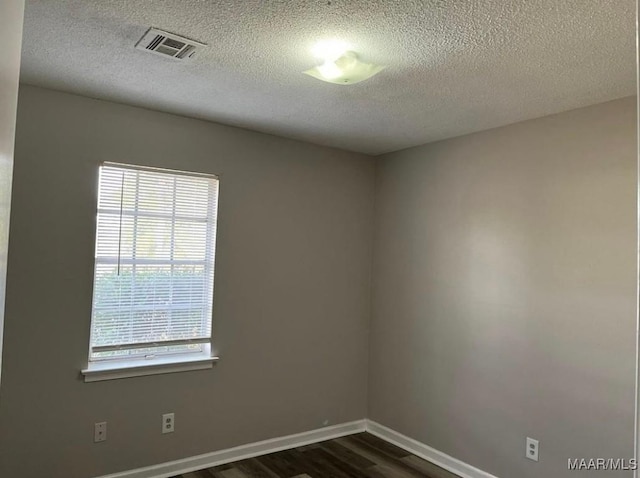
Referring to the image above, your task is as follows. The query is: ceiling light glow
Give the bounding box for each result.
[311,39,350,62]
[304,50,385,86]
[317,61,343,79]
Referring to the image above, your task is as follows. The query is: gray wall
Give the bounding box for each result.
[369,96,637,477]
[0,85,375,477]
[1,85,636,478]
[0,0,24,388]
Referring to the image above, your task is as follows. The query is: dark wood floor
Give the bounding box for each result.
[173,432,459,478]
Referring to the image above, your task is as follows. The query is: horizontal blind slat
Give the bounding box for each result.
[92,337,211,353]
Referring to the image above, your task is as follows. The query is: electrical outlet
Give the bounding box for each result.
[162,413,175,434]
[526,437,539,462]
[94,422,107,443]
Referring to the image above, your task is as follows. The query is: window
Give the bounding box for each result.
[83,163,219,381]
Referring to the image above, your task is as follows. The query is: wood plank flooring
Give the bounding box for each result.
[172,432,460,478]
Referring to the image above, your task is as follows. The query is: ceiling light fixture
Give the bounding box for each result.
[304,40,385,85]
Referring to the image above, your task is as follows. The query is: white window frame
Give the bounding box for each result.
[82,162,220,382]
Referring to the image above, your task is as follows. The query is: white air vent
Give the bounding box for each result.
[135,28,205,60]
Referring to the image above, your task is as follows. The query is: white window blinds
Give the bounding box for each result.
[88,163,219,361]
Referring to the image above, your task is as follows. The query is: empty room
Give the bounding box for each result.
[0,1,637,477]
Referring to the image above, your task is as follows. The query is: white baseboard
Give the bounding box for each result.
[365,420,499,478]
[98,418,498,478]
[97,419,366,478]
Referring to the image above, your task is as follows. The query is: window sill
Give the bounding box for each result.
[81,354,219,382]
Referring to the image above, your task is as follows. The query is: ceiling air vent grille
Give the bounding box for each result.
[135,28,205,60]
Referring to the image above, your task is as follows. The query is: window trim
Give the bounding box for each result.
[82,350,220,382]
[84,162,220,380]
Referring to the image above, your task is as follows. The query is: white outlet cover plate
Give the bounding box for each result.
[162,413,175,434]
[526,437,539,461]
[94,421,107,443]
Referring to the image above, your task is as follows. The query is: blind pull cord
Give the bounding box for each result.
[116,171,125,276]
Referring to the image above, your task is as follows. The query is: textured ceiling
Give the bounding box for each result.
[21,0,636,155]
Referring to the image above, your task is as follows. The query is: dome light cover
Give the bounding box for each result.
[304,50,385,85]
